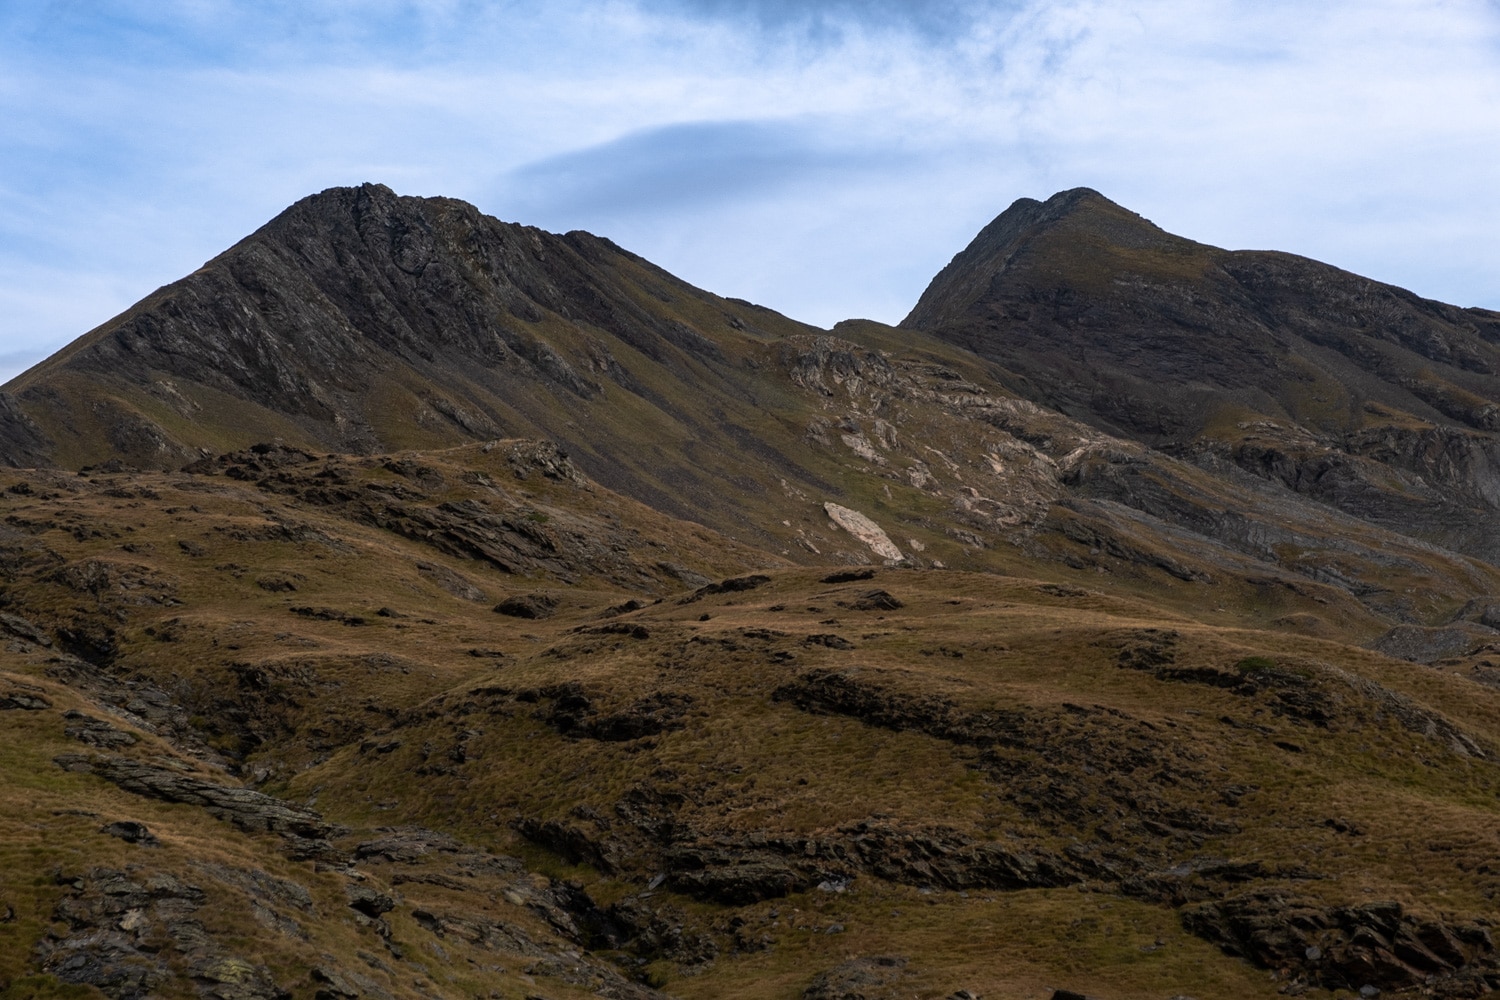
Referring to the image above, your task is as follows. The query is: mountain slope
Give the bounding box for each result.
[7,185,1500,636]
[0,183,831,539]
[903,188,1500,561]
[7,183,1500,998]
[6,452,1500,1000]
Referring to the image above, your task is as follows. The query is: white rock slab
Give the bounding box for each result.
[823,502,903,562]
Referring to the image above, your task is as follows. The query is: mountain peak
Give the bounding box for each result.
[900,188,1183,331]
[292,180,400,208]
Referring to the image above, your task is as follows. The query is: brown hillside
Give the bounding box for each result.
[4,185,1500,1000]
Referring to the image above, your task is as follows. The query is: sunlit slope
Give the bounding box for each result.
[4,451,1500,998]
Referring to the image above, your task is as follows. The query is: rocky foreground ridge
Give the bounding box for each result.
[3,187,1500,1000]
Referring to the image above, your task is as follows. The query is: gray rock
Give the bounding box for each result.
[46,935,170,1000]
[803,956,910,1000]
[821,568,876,584]
[1374,624,1491,663]
[1181,890,1499,994]
[682,575,772,603]
[412,908,545,957]
[64,712,140,748]
[657,562,711,589]
[494,593,560,619]
[845,589,904,612]
[198,863,314,914]
[39,866,214,1000]
[0,690,51,710]
[193,956,290,1000]
[665,856,809,905]
[345,883,395,917]
[310,967,359,1000]
[0,611,52,646]
[53,753,331,839]
[100,821,157,846]
[415,560,486,601]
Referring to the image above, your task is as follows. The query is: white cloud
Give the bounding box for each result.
[2,0,1499,383]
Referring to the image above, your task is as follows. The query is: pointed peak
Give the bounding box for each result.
[901,189,1194,330]
[976,187,1166,251]
[228,182,507,270]
[297,181,399,206]
[292,182,417,223]
[1011,186,1112,214]
[235,182,409,245]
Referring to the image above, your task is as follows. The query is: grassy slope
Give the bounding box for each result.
[4,446,1500,999]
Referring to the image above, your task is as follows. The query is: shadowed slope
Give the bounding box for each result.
[903,189,1500,561]
[0,183,827,536]
[7,185,1500,633]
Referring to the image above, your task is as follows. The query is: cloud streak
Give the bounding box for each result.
[640,0,1006,40]
[504,118,921,220]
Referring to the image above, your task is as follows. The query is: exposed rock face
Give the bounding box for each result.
[493,593,561,619]
[903,188,1500,562]
[11,182,1500,1000]
[0,392,51,468]
[0,688,51,710]
[7,183,1500,629]
[822,503,903,562]
[39,867,293,1000]
[1182,892,1500,997]
[183,442,763,594]
[32,185,690,430]
[681,574,773,602]
[802,956,912,1000]
[1374,623,1494,663]
[53,753,331,841]
[0,183,823,540]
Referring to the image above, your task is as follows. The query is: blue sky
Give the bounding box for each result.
[3,0,1499,384]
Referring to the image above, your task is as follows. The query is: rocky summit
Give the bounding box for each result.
[3,186,1500,1000]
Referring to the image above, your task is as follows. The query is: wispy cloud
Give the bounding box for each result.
[1,0,1498,376]
[639,0,1005,41]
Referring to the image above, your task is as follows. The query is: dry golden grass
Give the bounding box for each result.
[4,446,1500,1000]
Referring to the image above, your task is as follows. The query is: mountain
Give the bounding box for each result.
[0,183,832,542]
[7,185,1500,628]
[4,185,1500,1000]
[903,188,1500,562]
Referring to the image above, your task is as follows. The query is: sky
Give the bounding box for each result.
[2,0,1499,385]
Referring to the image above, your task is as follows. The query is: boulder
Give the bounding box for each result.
[494,593,560,619]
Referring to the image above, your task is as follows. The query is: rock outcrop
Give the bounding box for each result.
[53,753,331,842]
[1182,892,1500,997]
[822,503,903,562]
